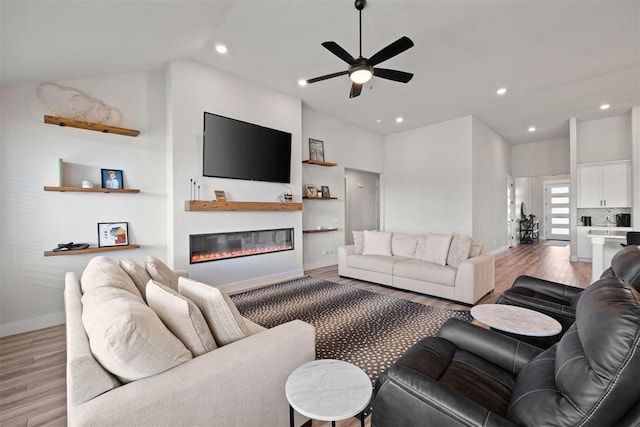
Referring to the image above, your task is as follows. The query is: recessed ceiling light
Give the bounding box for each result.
[375,119,382,124]
[396,117,404,123]
[298,79,307,87]
[496,87,507,96]
[600,104,610,110]
[528,126,536,132]
[215,44,228,54]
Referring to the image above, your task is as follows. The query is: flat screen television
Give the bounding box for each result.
[203,112,292,183]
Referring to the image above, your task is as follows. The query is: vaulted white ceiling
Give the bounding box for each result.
[2,0,638,144]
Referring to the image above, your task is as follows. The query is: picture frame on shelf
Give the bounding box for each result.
[321,185,331,199]
[214,189,227,201]
[304,184,319,198]
[98,222,129,247]
[101,169,124,189]
[309,138,325,162]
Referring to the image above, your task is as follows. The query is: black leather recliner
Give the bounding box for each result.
[494,245,640,347]
[371,276,640,426]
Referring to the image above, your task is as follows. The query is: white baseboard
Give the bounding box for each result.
[303,259,337,271]
[490,245,510,255]
[218,269,305,294]
[0,311,65,337]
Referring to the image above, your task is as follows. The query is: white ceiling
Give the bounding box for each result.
[2,0,639,144]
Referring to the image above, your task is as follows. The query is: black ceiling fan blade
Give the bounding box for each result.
[306,70,348,84]
[368,36,414,66]
[373,68,414,83]
[322,41,357,65]
[349,83,363,98]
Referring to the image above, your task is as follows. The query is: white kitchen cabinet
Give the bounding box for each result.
[578,161,630,208]
[576,226,593,260]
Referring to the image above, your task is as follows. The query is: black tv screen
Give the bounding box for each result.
[203,112,292,183]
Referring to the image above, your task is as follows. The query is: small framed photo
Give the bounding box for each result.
[214,190,226,201]
[309,138,325,162]
[321,185,331,199]
[305,184,319,199]
[101,169,123,189]
[98,222,129,247]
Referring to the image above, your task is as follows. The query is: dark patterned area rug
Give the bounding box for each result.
[231,277,472,387]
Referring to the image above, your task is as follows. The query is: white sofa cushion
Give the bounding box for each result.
[469,238,484,257]
[145,256,179,291]
[447,234,472,268]
[81,286,192,383]
[146,280,218,356]
[393,259,457,286]
[178,277,250,346]
[347,254,409,275]
[391,233,418,257]
[353,230,365,254]
[421,234,452,266]
[363,230,392,256]
[119,257,152,300]
[81,256,143,300]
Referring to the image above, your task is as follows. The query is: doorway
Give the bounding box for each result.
[545,181,570,241]
[344,169,380,244]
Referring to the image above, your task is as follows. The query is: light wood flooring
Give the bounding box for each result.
[0,242,590,427]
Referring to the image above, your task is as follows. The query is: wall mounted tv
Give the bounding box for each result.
[203,112,292,183]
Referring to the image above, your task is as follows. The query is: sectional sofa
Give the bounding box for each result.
[65,256,315,426]
[338,231,495,304]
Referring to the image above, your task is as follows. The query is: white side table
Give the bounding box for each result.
[471,304,562,337]
[286,359,372,427]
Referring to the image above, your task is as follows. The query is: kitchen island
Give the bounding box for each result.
[588,229,630,282]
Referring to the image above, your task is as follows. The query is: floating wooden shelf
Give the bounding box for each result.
[44,186,140,193]
[185,201,303,212]
[303,228,338,234]
[303,197,338,200]
[44,115,140,137]
[302,160,338,167]
[44,244,140,257]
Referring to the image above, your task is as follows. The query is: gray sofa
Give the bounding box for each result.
[65,256,315,426]
[339,231,495,304]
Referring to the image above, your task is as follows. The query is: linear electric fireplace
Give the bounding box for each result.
[190,228,294,264]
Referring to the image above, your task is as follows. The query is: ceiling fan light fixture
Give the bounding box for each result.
[349,65,373,84]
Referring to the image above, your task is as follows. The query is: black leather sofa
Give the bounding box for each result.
[371,276,640,426]
[494,245,640,347]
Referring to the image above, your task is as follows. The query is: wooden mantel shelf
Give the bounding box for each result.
[185,200,303,212]
[302,160,338,167]
[44,115,140,137]
[44,244,140,257]
[303,228,338,234]
[44,186,140,193]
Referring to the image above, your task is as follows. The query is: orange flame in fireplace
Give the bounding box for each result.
[191,245,292,263]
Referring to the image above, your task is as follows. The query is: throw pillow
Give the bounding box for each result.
[469,238,484,257]
[178,277,250,346]
[447,233,472,268]
[146,280,217,356]
[145,256,179,291]
[414,235,427,259]
[81,286,192,383]
[362,230,392,256]
[353,230,365,254]
[81,256,143,300]
[119,257,152,300]
[391,233,418,257]
[422,234,453,267]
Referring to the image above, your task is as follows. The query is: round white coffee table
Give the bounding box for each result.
[471,304,562,337]
[286,359,372,427]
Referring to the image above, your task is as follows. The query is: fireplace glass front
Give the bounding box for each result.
[190,228,294,264]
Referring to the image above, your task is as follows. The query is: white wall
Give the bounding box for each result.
[0,72,167,336]
[345,169,379,239]
[384,116,474,236]
[512,137,570,178]
[166,61,304,291]
[577,114,632,164]
[301,108,384,270]
[471,117,512,251]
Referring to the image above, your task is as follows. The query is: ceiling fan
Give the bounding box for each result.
[304,0,414,98]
